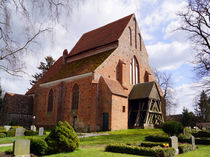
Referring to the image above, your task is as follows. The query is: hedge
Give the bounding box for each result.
[145,135,210,145]
[145,135,170,142]
[6,129,15,137]
[140,142,165,147]
[25,130,38,136]
[178,144,193,154]
[106,144,176,157]
[0,133,6,138]
[192,131,210,138]
[0,127,6,134]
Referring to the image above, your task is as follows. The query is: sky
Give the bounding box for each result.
[0,0,207,114]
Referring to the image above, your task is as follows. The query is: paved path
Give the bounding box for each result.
[0,143,13,147]
[0,132,108,147]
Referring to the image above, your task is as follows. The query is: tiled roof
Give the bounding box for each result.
[26,14,133,95]
[129,81,161,100]
[26,49,114,95]
[102,77,127,97]
[68,14,133,57]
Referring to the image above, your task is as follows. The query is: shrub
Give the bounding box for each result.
[106,144,176,157]
[162,121,183,136]
[192,131,210,137]
[6,129,15,137]
[30,138,48,156]
[0,133,6,138]
[0,127,6,134]
[45,121,79,154]
[140,142,165,147]
[145,135,170,142]
[25,130,38,136]
[178,144,193,154]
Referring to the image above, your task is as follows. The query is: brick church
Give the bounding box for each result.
[0,14,165,132]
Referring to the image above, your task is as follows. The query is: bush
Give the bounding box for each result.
[162,121,183,136]
[140,142,165,147]
[6,129,15,137]
[45,121,79,154]
[145,135,170,142]
[25,130,38,136]
[0,127,6,134]
[30,138,48,156]
[192,131,210,137]
[106,144,176,157]
[178,144,193,154]
[0,133,6,138]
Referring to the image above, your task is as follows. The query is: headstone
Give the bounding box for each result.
[183,128,186,135]
[15,128,25,137]
[170,136,179,155]
[188,126,192,132]
[30,125,36,132]
[39,127,44,136]
[4,125,11,131]
[191,136,196,150]
[13,139,30,157]
[202,127,206,130]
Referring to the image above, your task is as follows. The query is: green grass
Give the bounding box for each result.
[0,146,12,152]
[1,129,210,157]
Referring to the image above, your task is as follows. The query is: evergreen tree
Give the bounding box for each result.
[195,90,210,122]
[180,108,196,127]
[30,56,55,86]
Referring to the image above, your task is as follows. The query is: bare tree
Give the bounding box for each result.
[177,0,210,79]
[0,0,83,75]
[154,69,177,115]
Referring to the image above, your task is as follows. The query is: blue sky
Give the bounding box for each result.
[1,0,206,114]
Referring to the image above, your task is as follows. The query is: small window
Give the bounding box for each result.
[122,106,126,112]
[72,84,79,110]
[47,89,54,113]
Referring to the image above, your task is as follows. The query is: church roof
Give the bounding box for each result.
[68,14,133,57]
[129,81,161,100]
[26,14,133,95]
[103,77,127,97]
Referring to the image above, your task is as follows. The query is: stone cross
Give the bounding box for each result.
[191,136,196,150]
[39,127,44,136]
[30,125,36,132]
[15,128,25,137]
[170,136,179,155]
[13,139,30,157]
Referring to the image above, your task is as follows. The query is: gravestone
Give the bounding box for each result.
[30,125,36,132]
[183,128,186,135]
[191,136,196,150]
[4,125,11,131]
[202,127,206,130]
[13,139,30,157]
[15,128,25,137]
[39,127,44,136]
[170,136,179,155]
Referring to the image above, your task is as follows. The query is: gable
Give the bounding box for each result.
[68,14,133,57]
[129,82,161,100]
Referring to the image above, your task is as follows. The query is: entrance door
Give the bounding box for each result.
[103,113,109,131]
[73,116,77,130]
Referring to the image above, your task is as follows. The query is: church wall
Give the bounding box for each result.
[111,95,128,130]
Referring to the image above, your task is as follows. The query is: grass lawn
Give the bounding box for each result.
[0,129,210,156]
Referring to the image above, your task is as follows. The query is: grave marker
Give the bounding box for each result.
[13,139,30,157]
[170,136,179,155]
[39,127,44,136]
[15,128,25,137]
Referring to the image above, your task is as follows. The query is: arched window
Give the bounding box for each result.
[72,84,79,110]
[139,33,142,51]
[134,18,137,49]
[130,57,139,85]
[129,27,132,46]
[47,89,54,113]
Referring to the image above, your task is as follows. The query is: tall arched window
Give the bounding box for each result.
[129,27,132,46]
[134,18,137,49]
[72,84,79,110]
[138,33,142,51]
[47,89,54,113]
[130,57,139,85]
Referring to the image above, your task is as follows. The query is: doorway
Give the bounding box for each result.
[103,113,109,131]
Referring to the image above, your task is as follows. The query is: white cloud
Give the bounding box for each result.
[147,41,193,71]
